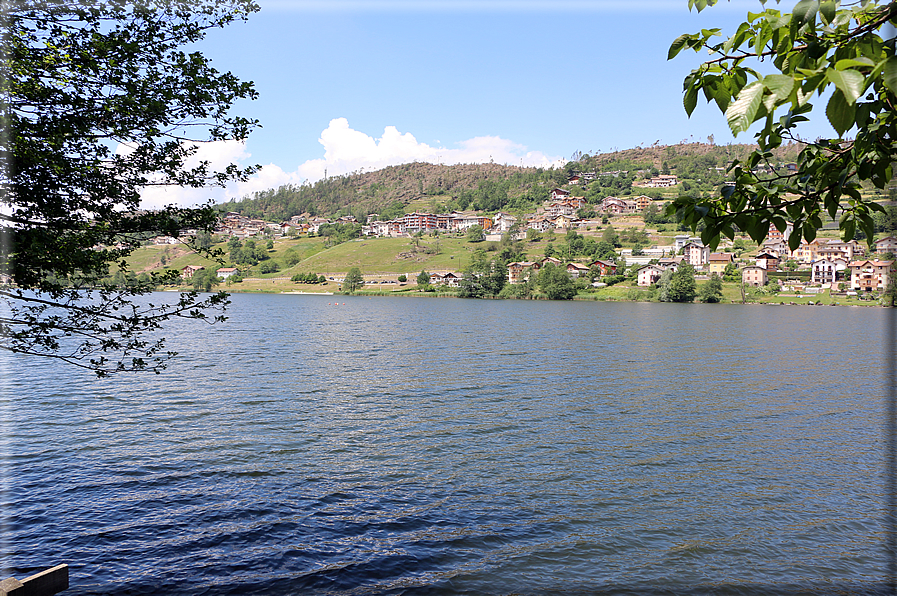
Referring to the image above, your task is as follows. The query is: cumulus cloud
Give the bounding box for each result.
[134,140,253,209]
[135,118,561,208]
[297,118,561,181]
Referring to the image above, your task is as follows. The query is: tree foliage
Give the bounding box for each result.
[1,0,260,375]
[459,251,507,298]
[669,0,897,251]
[699,272,725,302]
[343,267,364,292]
[291,272,322,283]
[466,225,485,242]
[230,239,269,265]
[192,269,220,293]
[662,262,698,302]
[537,264,576,300]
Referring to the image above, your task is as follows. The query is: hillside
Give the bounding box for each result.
[219,142,803,222]
[218,161,562,222]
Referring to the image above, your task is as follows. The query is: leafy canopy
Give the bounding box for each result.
[537,264,576,300]
[343,267,365,293]
[1,0,260,375]
[669,0,897,251]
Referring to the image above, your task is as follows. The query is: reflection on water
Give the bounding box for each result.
[2,295,892,594]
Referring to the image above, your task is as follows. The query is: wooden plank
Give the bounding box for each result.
[0,578,24,596]
[0,565,68,596]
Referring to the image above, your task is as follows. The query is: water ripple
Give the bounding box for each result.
[2,296,890,594]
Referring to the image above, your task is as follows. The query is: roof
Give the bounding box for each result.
[849,260,894,267]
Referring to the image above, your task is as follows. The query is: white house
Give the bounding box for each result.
[810,258,837,284]
[637,265,664,287]
[493,212,518,233]
[742,266,767,287]
[674,235,691,251]
[216,267,238,280]
[682,242,710,267]
[875,236,897,254]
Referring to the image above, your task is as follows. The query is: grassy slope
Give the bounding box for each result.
[125,234,511,286]
[124,211,882,303]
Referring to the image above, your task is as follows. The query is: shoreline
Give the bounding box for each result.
[200,287,890,307]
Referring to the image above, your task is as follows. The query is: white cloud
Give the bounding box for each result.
[135,140,253,209]
[135,118,562,208]
[296,117,562,181]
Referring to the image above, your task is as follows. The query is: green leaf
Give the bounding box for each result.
[819,0,836,24]
[769,14,791,30]
[883,56,897,94]
[827,200,839,220]
[772,217,787,233]
[684,83,699,117]
[825,68,864,104]
[842,219,856,242]
[803,225,816,243]
[763,73,794,103]
[835,57,875,70]
[831,10,851,27]
[788,226,803,251]
[668,34,692,60]
[755,22,774,56]
[825,89,855,136]
[859,213,875,243]
[724,22,751,54]
[792,0,819,27]
[725,80,764,134]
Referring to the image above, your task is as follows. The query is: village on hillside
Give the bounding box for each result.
[151,167,897,301]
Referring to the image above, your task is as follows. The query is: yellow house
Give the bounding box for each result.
[708,253,734,277]
[552,214,577,229]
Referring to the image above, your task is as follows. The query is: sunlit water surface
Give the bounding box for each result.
[2,294,893,594]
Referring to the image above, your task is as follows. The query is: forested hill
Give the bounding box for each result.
[219,142,803,221]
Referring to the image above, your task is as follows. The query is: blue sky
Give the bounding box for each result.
[141,0,836,208]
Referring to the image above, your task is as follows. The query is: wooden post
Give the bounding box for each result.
[0,565,68,596]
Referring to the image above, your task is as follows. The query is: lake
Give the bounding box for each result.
[2,294,894,594]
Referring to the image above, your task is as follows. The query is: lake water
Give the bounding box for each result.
[2,294,894,595]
